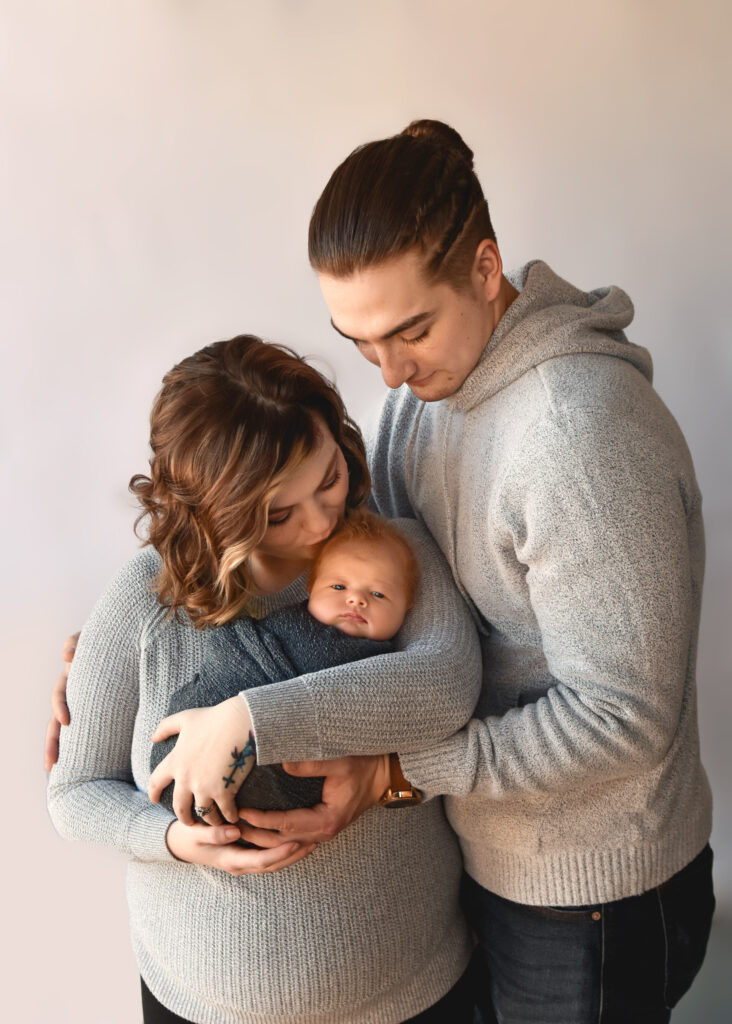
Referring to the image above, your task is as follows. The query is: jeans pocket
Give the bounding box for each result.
[658,845,716,1008]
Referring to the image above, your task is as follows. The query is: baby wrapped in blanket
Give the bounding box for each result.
[151,512,417,816]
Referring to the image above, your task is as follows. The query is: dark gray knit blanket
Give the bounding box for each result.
[150,602,392,825]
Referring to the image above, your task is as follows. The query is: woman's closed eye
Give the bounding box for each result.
[320,469,342,491]
[268,469,342,526]
[267,510,291,526]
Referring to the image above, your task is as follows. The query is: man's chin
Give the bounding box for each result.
[408,379,450,402]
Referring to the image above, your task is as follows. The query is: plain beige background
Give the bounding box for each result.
[3,1,730,1020]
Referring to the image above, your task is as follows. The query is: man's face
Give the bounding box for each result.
[307,540,411,641]
[318,247,498,402]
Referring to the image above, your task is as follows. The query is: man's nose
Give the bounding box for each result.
[377,347,416,390]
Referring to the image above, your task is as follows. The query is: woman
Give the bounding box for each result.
[47,334,482,1023]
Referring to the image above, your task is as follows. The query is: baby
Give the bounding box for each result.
[151,511,418,818]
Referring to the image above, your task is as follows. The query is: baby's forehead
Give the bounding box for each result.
[315,537,405,576]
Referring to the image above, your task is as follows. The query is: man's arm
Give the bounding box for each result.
[400,406,702,799]
[245,518,483,765]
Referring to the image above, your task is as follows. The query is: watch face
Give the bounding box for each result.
[380,789,423,808]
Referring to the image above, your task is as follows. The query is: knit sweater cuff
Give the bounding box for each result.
[127,801,178,862]
[399,738,468,801]
[242,678,321,765]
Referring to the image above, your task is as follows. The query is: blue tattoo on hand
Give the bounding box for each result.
[222,732,256,789]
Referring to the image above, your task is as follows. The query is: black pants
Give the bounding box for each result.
[141,967,474,1023]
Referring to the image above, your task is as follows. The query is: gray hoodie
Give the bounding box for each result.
[368,260,712,907]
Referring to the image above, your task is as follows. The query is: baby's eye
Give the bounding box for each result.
[371,591,385,599]
[330,584,346,591]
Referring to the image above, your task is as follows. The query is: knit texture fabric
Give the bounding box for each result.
[151,604,393,817]
[47,519,481,1023]
[368,261,712,907]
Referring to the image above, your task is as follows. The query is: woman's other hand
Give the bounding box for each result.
[44,632,79,771]
[166,820,315,875]
[238,753,390,846]
[149,696,256,826]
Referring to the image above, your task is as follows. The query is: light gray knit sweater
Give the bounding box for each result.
[47,519,481,1024]
[365,260,712,907]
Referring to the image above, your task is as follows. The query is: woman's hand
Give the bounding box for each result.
[238,753,390,846]
[166,820,315,875]
[149,697,256,826]
[44,633,79,771]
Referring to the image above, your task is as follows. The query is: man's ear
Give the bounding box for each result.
[473,239,503,301]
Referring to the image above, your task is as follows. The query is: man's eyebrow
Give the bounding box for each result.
[268,449,339,514]
[330,311,434,345]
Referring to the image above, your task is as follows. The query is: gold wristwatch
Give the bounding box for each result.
[378,753,423,808]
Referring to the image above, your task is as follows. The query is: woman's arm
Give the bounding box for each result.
[47,554,178,861]
[48,552,313,872]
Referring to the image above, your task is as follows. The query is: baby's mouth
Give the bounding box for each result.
[340,611,367,623]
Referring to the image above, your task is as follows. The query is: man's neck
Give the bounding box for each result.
[495,274,520,328]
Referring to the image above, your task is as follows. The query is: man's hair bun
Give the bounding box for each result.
[400,119,474,168]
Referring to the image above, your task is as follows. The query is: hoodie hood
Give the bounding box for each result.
[451,261,653,413]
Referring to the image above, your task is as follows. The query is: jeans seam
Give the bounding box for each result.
[656,886,671,1010]
[598,911,605,1023]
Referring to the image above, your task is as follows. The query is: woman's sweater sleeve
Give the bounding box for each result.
[245,519,483,765]
[47,553,176,862]
[400,407,701,799]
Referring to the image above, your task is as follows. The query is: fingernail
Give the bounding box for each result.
[224,828,239,841]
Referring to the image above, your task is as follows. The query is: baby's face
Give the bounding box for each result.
[307,540,411,641]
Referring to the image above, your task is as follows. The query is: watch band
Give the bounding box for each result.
[378,753,423,808]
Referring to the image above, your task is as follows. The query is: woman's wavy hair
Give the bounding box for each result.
[309,119,496,290]
[129,334,370,628]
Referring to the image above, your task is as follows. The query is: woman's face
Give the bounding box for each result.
[318,245,502,402]
[254,423,350,564]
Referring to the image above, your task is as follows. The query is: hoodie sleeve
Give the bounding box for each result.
[47,553,177,862]
[244,518,483,763]
[399,402,702,799]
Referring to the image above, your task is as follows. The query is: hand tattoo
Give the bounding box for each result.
[222,732,256,789]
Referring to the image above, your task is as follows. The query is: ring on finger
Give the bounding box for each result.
[194,804,214,817]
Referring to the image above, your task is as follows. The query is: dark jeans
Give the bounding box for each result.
[463,844,715,1024]
[141,967,474,1023]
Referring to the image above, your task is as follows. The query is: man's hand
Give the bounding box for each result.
[44,633,79,771]
[238,753,390,846]
[166,820,315,875]
[149,697,256,825]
